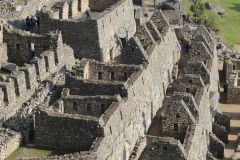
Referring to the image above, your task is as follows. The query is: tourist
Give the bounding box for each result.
[86,9,91,20]
[25,16,31,31]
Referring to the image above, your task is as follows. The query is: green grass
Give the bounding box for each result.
[183,0,240,51]
[0,0,28,11]
[6,146,69,160]
[15,0,28,5]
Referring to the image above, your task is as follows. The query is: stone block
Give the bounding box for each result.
[0,79,16,105]
[35,109,104,151]
[60,2,69,19]
[20,64,37,89]
[78,0,89,13]
[0,88,4,107]
[42,51,56,74]
[10,71,27,97]
[70,0,79,17]
[31,57,47,81]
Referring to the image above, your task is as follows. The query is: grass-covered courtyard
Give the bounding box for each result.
[6,146,69,160]
[183,0,240,51]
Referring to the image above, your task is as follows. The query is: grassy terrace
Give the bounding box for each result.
[183,0,240,51]
[6,146,69,160]
[0,0,28,11]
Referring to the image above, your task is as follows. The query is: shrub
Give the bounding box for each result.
[203,16,219,31]
[190,1,205,17]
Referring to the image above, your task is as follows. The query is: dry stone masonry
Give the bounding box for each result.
[224,52,240,104]
[0,128,22,160]
[0,0,231,159]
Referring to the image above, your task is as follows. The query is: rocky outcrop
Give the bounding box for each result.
[205,2,225,15]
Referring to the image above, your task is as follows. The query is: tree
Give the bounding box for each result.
[190,1,205,17]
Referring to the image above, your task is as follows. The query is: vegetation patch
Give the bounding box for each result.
[183,0,240,51]
[6,146,70,160]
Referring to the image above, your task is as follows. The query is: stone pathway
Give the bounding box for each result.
[221,103,240,159]
[218,59,240,159]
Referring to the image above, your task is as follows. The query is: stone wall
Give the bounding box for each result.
[193,25,215,53]
[175,25,196,45]
[135,24,154,50]
[0,22,3,44]
[0,128,22,160]
[90,22,180,160]
[7,7,220,160]
[0,25,75,120]
[21,8,219,160]
[224,57,240,80]
[38,0,136,62]
[150,11,170,37]
[38,12,100,60]
[209,133,224,159]
[139,136,187,160]
[32,24,181,158]
[10,71,27,97]
[146,21,162,42]
[170,81,211,160]
[207,152,218,160]
[3,25,61,66]
[227,85,240,104]
[0,89,4,107]
[180,62,211,88]
[89,0,117,11]
[162,77,212,160]
[162,95,196,142]
[0,78,17,106]
[223,56,233,80]
[79,0,89,13]
[0,43,7,67]
[129,136,146,160]
[212,123,228,143]
[0,23,8,66]
[74,59,141,81]
[167,75,205,98]
[65,73,128,97]
[121,37,148,65]
[158,24,217,160]
[35,109,104,151]
[18,152,94,160]
[224,55,240,104]
[96,0,136,62]
[178,25,219,93]
[62,94,120,117]
[183,124,209,160]
[189,41,212,63]
[87,61,140,81]
[193,25,219,92]
[19,63,37,89]
[214,112,230,131]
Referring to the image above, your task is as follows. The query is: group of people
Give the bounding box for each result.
[25,16,38,32]
[25,9,90,30]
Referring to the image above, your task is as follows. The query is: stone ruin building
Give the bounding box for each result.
[158,0,184,25]
[0,0,232,159]
[223,52,240,104]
